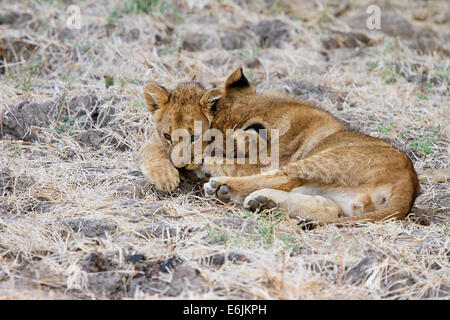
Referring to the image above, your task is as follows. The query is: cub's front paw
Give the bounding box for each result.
[142,163,180,192]
[203,178,231,202]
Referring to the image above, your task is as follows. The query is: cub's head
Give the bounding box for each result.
[144,81,221,170]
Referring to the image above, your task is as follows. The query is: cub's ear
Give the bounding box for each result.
[200,89,223,113]
[224,67,255,94]
[143,82,170,112]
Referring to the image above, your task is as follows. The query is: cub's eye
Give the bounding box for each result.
[163,133,171,141]
[191,134,200,143]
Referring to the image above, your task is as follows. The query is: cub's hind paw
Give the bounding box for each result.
[204,179,231,202]
[244,193,277,212]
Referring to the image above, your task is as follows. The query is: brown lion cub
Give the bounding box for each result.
[137,81,210,192]
[201,68,419,226]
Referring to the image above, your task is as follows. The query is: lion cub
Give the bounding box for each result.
[201,68,419,225]
[137,81,211,191]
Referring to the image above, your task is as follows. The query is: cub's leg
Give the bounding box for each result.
[138,131,180,192]
[243,188,343,223]
[202,156,266,177]
[204,147,395,202]
[204,169,301,203]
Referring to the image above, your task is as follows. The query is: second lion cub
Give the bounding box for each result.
[202,68,419,226]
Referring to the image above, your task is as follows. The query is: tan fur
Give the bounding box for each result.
[138,68,419,226]
[201,68,419,225]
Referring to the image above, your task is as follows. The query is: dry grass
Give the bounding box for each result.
[0,0,448,299]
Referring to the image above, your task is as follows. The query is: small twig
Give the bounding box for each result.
[53,93,67,128]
